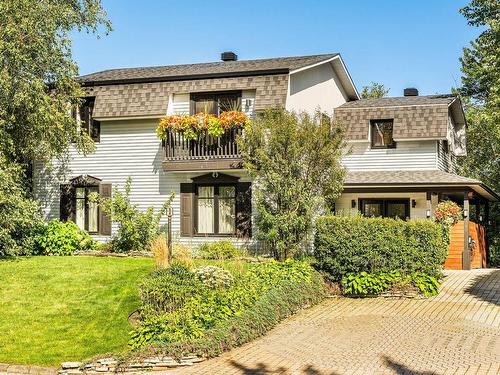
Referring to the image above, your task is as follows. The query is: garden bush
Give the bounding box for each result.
[314,215,448,281]
[0,158,43,256]
[98,177,174,253]
[130,260,325,351]
[138,264,202,317]
[341,271,440,297]
[198,240,240,260]
[35,220,96,256]
[194,266,233,289]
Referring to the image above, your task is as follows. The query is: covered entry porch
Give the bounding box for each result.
[337,170,499,270]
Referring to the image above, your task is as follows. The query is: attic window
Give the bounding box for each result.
[371,119,396,149]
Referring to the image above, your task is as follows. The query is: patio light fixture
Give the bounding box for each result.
[351,200,356,208]
[464,209,469,218]
[426,209,431,218]
[411,199,417,208]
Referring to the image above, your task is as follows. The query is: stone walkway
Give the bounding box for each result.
[166,269,500,375]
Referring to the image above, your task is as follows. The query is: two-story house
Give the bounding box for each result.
[32,52,497,269]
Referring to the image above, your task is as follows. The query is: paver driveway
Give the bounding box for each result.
[169,269,500,375]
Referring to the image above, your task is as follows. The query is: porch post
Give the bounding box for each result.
[426,192,432,218]
[463,191,471,270]
[485,201,490,265]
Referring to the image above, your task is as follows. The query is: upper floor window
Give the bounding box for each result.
[371,119,395,149]
[78,97,100,142]
[190,91,241,115]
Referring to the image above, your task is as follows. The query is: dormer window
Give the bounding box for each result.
[190,91,241,115]
[78,97,100,142]
[371,119,395,149]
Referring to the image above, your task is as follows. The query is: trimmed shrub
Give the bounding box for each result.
[198,240,240,260]
[34,220,96,255]
[314,216,448,281]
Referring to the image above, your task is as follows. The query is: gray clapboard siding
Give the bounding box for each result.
[33,119,253,247]
[342,140,438,171]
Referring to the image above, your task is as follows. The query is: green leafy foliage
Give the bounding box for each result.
[35,220,96,256]
[138,273,325,360]
[0,158,43,256]
[341,271,400,295]
[239,109,346,260]
[458,1,500,266]
[360,82,389,99]
[314,216,448,281]
[410,272,440,297]
[341,271,440,297]
[98,177,174,253]
[130,260,324,350]
[0,0,110,166]
[198,240,240,260]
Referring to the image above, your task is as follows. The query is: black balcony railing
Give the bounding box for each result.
[163,127,243,160]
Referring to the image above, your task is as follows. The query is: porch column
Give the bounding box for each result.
[463,191,471,270]
[485,201,490,265]
[426,192,432,218]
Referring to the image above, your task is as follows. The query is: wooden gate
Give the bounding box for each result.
[444,220,487,270]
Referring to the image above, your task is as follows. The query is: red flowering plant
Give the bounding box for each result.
[434,200,462,226]
[156,111,250,141]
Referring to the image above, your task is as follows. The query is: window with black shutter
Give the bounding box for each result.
[78,97,100,142]
[180,174,251,238]
[59,175,111,235]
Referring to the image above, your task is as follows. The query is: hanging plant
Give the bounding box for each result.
[156,111,250,141]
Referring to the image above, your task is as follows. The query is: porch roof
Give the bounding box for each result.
[344,170,499,201]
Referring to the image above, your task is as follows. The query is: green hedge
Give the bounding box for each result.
[314,216,448,281]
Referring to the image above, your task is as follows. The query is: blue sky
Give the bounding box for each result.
[72,0,480,96]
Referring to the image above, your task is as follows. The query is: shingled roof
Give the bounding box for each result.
[345,170,481,185]
[79,54,339,85]
[344,170,498,201]
[338,94,457,109]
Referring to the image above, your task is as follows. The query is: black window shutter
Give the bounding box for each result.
[99,183,112,235]
[60,184,75,222]
[91,120,101,142]
[236,182,252,238]
[180,183,194,237]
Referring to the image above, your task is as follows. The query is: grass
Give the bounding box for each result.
[0,256,153,366]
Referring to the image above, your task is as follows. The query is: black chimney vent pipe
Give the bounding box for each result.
[404,88,419,96]
[221,52,238,61]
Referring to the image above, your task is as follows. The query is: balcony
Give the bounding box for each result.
[162,128,244,171]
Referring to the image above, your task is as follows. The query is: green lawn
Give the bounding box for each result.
[0,256,153,366]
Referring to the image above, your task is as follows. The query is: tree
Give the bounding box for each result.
[457,0,500,265]
[0,0,111,167]
[239,109,346,260]
[0,0,110,254]
[360,82,389,99]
